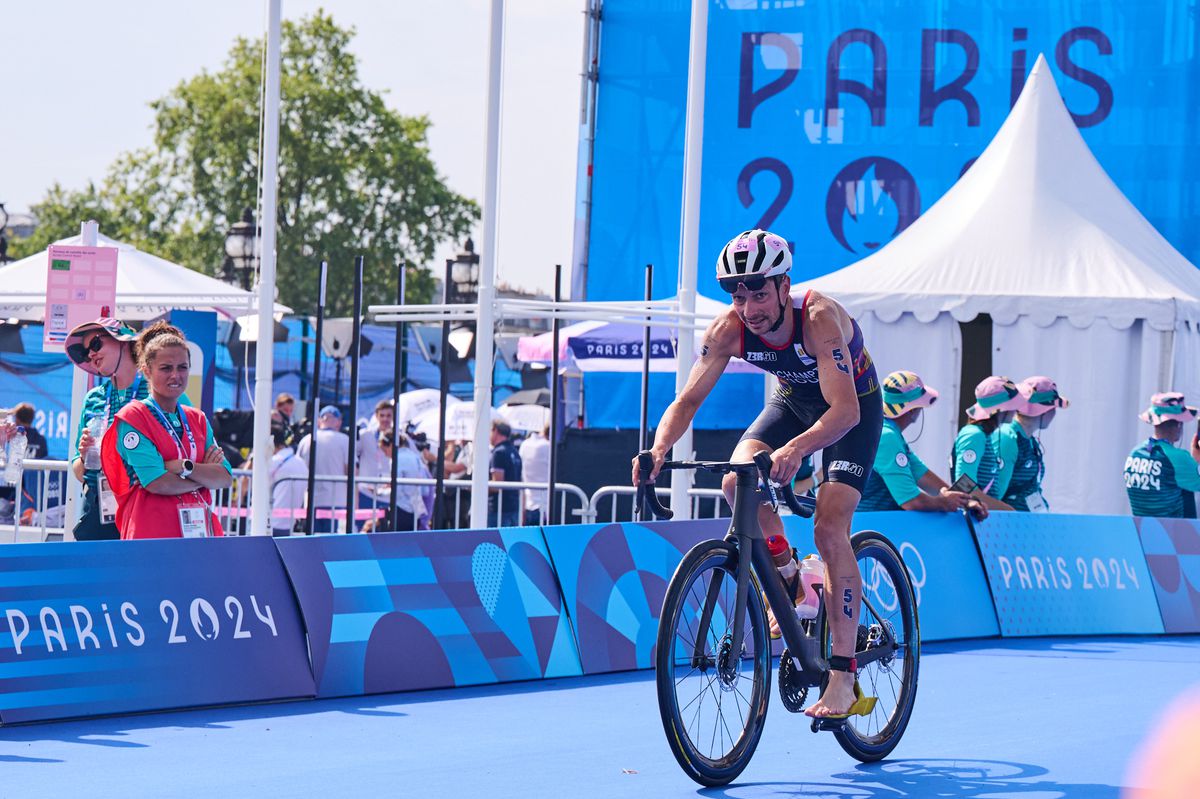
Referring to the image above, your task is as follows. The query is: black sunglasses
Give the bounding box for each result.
[66,334,105,364]
[718,275,774,294]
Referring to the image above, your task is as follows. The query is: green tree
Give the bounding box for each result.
[13,11,475,315]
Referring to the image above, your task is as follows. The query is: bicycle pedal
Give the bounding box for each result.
[810,717,848,734]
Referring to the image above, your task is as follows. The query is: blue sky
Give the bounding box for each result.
[5,1,583,294]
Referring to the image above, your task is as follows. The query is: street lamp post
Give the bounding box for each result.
[223,208,260,408]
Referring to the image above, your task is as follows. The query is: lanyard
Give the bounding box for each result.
[144,398,197,461]
[104,373,143,425]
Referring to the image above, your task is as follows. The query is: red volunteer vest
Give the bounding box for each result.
[100,401,225,539]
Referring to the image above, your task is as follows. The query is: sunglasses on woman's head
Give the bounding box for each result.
[718,275,772,294]
[66,334,105,364]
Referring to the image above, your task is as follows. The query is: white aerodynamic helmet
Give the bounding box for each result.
[715,229,791,284]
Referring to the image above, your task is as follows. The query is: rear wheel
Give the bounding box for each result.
[826,531,920,761]
[655,539,771,786]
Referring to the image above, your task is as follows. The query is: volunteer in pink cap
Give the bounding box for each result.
[951,376,1025,511]
[858,370,986,519]
[1124,392,1200,518]
[64,317,149,540]
[991,375,1068,512]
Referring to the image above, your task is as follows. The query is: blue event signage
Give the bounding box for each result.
[0,537,314,724]
[584,1,1197,427]
[542,519,729,674]
[1133,517,1200,634]
[974,513,1164,636]
[274,529,581,698]
[782,511,1001,641]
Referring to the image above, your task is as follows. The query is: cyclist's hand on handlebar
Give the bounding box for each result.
[768,444,806,484]
[632,448,666,486]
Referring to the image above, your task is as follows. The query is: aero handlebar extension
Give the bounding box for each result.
[635,450,815,521]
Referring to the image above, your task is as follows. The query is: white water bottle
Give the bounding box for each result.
[795,555,824,620]
[84,417,105,470]
[4,427,27,485]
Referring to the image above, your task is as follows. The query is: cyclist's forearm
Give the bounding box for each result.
[783,412,855,458]
[651,400,699,456]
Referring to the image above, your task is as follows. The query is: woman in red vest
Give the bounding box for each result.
[101,322,231,538]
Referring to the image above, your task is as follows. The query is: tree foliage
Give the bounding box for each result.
[12,12,476,315]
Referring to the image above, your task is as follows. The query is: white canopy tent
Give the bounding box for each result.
[0,232,287,320]
[798,54,1200,515]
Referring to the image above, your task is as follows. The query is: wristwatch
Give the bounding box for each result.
[179,459,195,479]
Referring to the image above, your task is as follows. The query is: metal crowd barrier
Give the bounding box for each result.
[0,460,731,541]
[586,485,729,524]
[0,458,72,543]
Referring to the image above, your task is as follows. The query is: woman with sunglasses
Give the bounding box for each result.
[100,322,231,539]
[631,228,882,721]
[990,375,1070,512]
[64,318,149,540]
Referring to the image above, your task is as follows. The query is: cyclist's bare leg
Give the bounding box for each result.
[803,480,863,718]
[722,439,795,636]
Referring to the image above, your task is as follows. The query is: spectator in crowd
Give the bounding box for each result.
[102,322,231,538]
[10,403,49,523]
[1124,392,1200,518]
[355,399,395,527]
[275,393,296,427]
[488,421,522,528]
[295,405,350,533]
[376,430,429,531]
[991,375,1068,512]
[441,438,473,528]
[65,317,151,541]
[952,376,1023,511]
[859,371,986,518]
[268,415,307,535]
[519,423,552,525]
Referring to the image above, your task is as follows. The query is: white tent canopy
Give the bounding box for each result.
[0,232,289,320]
[799,54,1200,515]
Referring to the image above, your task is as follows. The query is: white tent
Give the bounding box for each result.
[798,54,1200,515]
[0,232,288,320]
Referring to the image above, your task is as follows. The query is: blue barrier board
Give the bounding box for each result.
[0,537,314,724]
[1134,517,1200,634]
[542,519,729,674]
[781,511,1000,640]
[274,529,581,697]
[974,513,1164,636]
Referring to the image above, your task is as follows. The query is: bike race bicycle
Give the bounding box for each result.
[638,451,920,787]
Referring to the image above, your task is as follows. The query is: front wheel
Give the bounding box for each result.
[655,539,771,786]
[827,530,921,762]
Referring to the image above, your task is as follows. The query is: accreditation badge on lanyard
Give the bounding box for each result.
[147,400,208,537]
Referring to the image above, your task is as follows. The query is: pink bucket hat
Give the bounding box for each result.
[1017,376,1069,417]
[64,318,139,376]
[965,375,1024,421]
[1139,392,1199,425]
[881,370,938,419]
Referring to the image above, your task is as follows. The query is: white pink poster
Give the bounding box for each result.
[42,245,118,353]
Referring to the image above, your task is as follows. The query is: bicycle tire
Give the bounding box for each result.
[655,539,771,786]
[826,530,921,762]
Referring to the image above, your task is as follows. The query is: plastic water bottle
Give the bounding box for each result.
[84,417,105,470]
[795,554,824,620]
[4,427,27,485]
[766,534,798,583]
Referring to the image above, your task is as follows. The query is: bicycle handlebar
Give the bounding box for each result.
[635,450,815,521]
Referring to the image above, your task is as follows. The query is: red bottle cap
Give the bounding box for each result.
[766,534,790,558]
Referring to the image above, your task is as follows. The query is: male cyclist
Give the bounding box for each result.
[632,229,882,719]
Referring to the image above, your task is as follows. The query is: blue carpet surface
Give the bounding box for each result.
[1,636,1196,798]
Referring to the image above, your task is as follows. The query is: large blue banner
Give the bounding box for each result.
[0,537,313,724]
[974,513,1164,636]
[585,1,1200,426]
[274,529,581,698]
